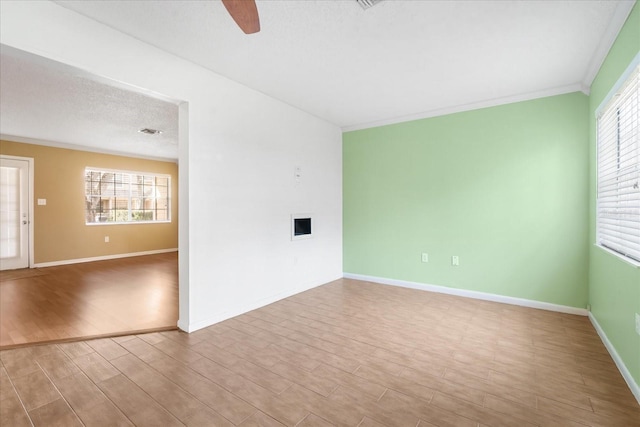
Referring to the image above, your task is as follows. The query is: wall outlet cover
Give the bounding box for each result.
[421,253,428,263]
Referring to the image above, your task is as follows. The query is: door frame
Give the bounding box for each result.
[1,154,35,269]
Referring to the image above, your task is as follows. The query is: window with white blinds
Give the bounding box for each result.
[596,61,639,264]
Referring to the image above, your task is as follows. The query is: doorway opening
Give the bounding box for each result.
[0,47,187,348]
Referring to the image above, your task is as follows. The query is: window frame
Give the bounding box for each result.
[595,53,640,267]
[84,167,171,226]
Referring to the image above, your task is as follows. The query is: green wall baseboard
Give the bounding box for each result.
[589,313,640,405]
[343,273,588,316]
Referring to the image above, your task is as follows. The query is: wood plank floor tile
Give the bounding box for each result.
[236,341,309,370]
[441,367,536,408]
[110,353,234,425]
[117,336,167,363]
[261,330,362,374]
[237,410,287,427]
[0,367,31,427]
[357,416,388,427]
[376,388,476,427]
[0,347,42,379]
[36,351,81,381]
[53,371,133,426]
[96,374,183,427]
[296,413,335,427]
[1,277,638,427]
[400,367,487,407]
[152,336,204,363]
[279,384,368,427]
[590,394,640,420]
[57,341,94,359]
[189,356,307,426]
[373,346,447,377]
[86,338,129,361]
[333,384,421,427]
[147,353,257,424]
[536,395,635,426]
[11,368,62,411]
[267,360,338,397]
[191,340,294,394]
[136,332,168,346]
[430,391,538,427]
[311,363,387,401]
[71,351,121,383]
[181,407,235,427]
[28,398,82,427]
[354,364,437,402]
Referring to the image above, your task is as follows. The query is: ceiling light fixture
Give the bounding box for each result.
[356,0,384,10]
[138,128,162,135]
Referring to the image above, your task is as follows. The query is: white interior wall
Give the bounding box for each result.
[0,0,343,332]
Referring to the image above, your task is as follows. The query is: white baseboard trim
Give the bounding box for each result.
[176,319,190,332]
[343,272,589,316]
[589,313,640,405]
[33,248,178,268]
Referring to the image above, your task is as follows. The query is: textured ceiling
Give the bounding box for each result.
[0,47,179,161]
[0,1,636,160]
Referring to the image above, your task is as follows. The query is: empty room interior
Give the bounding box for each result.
[1,1,639,426]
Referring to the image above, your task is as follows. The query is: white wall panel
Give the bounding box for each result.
[1,0,343,331]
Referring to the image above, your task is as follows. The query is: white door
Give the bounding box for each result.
[0,158,30,270]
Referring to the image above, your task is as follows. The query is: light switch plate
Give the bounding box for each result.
[37,199,46,206]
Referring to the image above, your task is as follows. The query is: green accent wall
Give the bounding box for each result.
[344,92,590,308]
[588,3,640,386]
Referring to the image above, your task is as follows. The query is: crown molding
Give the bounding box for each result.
[0,134,178,163]
[581,0,637,89]
[342,83,584,132]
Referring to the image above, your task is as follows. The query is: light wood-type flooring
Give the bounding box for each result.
[0,252,178,348]
[2,278,639,426]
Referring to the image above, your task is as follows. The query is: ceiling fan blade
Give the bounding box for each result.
[221,0,260,34]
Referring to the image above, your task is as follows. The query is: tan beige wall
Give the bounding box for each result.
[0,140,178,264]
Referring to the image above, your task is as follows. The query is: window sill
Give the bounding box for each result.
[86,221,171,226]
[594,244,640,269]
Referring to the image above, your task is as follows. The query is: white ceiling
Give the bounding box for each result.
[0,47,179,161]
[1,0,636,160]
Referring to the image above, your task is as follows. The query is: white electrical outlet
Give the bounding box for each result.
[104,236,110,243]
[421,253,428,263]
[452,255,459,266]
[635,313,640,336]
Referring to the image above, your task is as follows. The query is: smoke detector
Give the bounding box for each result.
[357,0,384,10]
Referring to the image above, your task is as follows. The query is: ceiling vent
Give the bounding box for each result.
[138,128,162,135]
[356,0,384,10]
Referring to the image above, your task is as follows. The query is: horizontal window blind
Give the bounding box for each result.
[596,64,640,263]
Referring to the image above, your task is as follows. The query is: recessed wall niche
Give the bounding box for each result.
[291,213,313,241]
